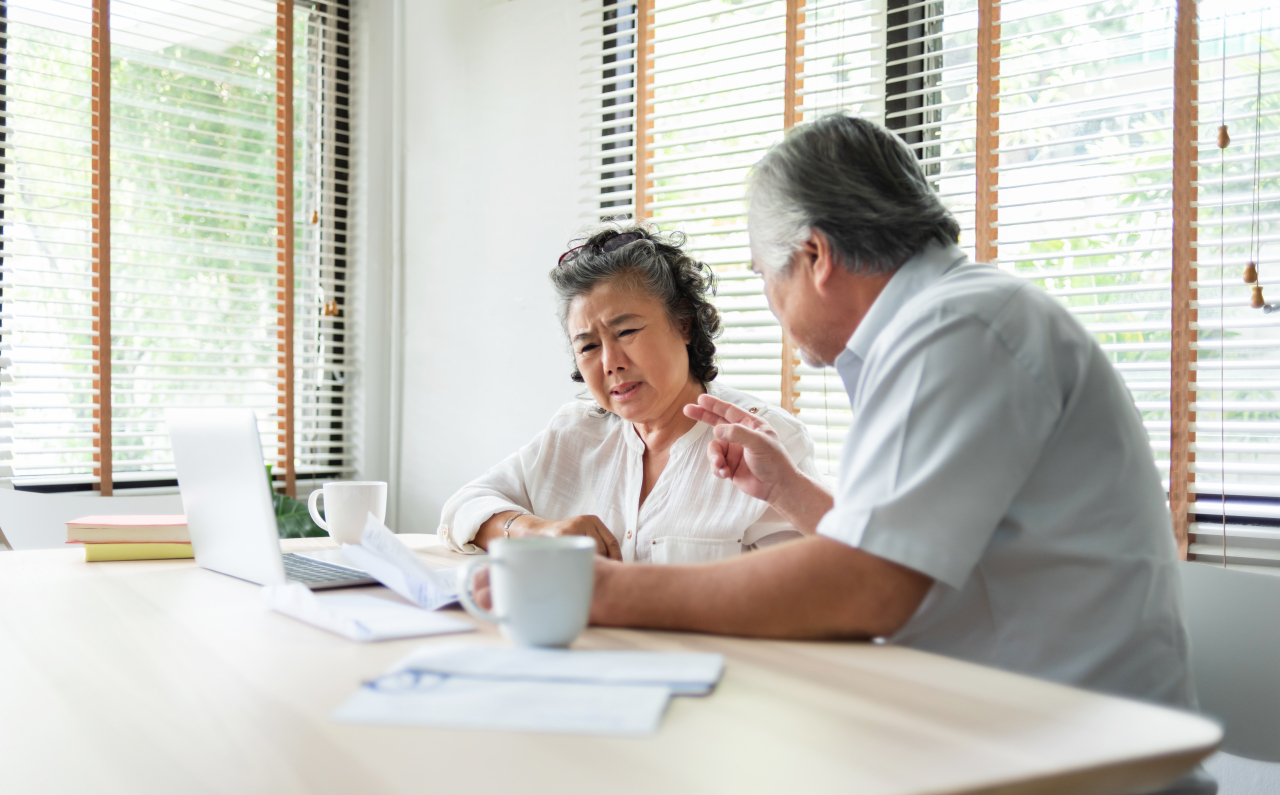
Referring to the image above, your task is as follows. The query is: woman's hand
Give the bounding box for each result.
[476,511,622,560]
[518,514,623,561]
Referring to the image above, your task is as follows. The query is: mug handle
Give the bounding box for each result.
[307,489,329,532]
[458,557,502,624]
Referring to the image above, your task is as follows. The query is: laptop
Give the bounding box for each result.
[167,408,375,589]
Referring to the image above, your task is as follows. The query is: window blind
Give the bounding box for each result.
[0,0,100,486]
[0,0,357,493]
[108,0,286,486]
[642,0,790,411]
[1186,0,1280,572]
[292,0,356,484]
[885,0,977,258]
[790,0,886,475]
[581,0,795,409]
[990,0,1177,483]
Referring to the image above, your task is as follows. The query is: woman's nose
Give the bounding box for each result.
[601,340,628,374]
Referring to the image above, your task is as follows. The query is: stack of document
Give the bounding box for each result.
[333,643,726,736]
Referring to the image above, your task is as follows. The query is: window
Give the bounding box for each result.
[1187,1,1280,571]
[0,0,99,488]
[0,0,356,495]
[582,0,1280,572]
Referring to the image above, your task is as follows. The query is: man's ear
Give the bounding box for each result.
[808,229,840,293]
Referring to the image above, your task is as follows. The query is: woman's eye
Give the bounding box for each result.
[578,344,598,355]
[619,328,639,337]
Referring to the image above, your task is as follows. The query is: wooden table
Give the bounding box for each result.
[0,536,1220,795]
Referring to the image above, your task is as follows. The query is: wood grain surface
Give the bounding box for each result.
[0,535,1220,795]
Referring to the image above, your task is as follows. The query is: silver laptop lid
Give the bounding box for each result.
[167,408,286,586]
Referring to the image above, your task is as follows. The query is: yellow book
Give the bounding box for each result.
[84,543,194,562]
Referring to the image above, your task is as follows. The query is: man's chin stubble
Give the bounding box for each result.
[798,346,834,369]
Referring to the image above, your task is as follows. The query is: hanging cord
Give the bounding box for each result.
[1247,10,1269,310]
[1252,11,1265,294]
[1220,13,1229,565]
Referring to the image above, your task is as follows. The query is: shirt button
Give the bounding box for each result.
[626,531,632,539]
[749,407,759,414]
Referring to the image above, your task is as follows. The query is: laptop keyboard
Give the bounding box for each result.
[282,553,370,585]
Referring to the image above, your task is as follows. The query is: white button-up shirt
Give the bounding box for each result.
[439,382,820,563]
[819,241,1200,721]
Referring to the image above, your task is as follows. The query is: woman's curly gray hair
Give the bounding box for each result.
[550,222,721,386]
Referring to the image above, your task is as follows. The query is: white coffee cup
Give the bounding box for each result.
[458,536,596,648]
[307,481,388,544]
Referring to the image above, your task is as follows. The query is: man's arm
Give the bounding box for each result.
[590,535,932,639]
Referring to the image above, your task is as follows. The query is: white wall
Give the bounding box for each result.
[353,0,398,493]
[384,0,587,531]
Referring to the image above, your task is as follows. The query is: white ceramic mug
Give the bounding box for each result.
[458,536,596,648]
[307,481,388,544]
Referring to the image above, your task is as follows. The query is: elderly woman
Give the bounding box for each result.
[437,225,821,563]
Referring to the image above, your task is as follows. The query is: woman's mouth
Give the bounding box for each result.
[610,382,642,401]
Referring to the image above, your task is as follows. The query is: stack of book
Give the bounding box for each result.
[66,516,192,562]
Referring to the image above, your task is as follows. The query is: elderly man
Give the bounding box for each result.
[589,116,1211,794]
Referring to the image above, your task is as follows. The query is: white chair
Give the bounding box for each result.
[1180,561,1280,793]
[0,488,184,551]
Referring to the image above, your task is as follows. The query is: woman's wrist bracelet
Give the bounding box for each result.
[502,511,530,538]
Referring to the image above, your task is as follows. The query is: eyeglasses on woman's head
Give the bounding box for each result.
[557,231,645,268]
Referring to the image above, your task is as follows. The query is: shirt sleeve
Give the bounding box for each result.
[437,432,544,554]
[817,313,1062,589]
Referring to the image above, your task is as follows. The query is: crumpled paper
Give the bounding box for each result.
[338,514,462,611]
[262,582,472,642]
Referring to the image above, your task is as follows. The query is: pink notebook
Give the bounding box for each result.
[66,515,189,544]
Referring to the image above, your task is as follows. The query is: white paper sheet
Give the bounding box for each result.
[262,583,473,642]
[393,642,725,696]
[338,514,461,610]
[332,675,671,736]
[331,643,724,736]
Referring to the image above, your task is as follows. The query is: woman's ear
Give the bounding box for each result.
[680,318,693,345]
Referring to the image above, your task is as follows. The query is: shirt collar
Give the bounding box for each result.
[835,240,969,372]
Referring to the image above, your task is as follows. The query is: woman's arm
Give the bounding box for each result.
[438,448,537,553]
[474,511,622,560]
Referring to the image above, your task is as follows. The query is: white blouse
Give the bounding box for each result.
[437,382,820,564]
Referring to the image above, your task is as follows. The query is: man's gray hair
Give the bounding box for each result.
[748,115,961,275]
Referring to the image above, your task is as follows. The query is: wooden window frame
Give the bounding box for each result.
[67,0,336,498]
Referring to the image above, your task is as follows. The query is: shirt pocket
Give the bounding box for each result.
[650,536,743,565]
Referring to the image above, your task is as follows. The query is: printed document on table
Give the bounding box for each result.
[332,675,671,736]
[394,642,726,695]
